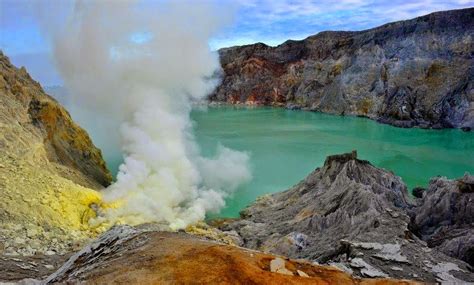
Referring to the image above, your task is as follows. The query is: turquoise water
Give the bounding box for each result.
[191,107,474,218]
[107,107,474,218]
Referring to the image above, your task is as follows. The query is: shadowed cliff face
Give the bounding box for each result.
[210,8,474,130]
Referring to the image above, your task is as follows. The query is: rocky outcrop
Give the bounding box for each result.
[41,225,416,284]
[210,8,474,130]
[0,51,111,188]
[410,174,474,266]
[218,151,474,283]
[0,52,112,256]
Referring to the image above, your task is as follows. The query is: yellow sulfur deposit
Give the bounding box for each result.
[0,52,114,256]
[39,182,102,231]
[0,156,111,255]
[185,222,240,246]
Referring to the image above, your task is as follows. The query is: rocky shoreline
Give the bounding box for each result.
[209,8,474,131]
[206,101,474,132]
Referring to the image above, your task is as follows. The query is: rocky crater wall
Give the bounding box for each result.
[210,8,474,130]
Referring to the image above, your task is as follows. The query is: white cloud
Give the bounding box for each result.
[211,0,474,48]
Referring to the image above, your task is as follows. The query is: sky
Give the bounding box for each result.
[1,0,473,86]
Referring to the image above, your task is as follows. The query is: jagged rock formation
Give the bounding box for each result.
[41,225,416,284]
[210,8,474,130]
[0,52,112,256]
[410,173,474,266]
[218,151,474,283]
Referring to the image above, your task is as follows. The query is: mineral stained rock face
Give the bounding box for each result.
[43,225,417,284]
[0,52,112,257]
[0,52,111,188]
[210,8,474,130]
[218,151,474,283]
[410,174,474,266]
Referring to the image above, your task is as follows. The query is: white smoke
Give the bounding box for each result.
[47,1,251,229]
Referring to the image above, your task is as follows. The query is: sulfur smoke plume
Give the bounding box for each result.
[49,1,251,229]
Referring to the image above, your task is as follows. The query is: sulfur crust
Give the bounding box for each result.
[2,161,100,230]
[0,155,114,255]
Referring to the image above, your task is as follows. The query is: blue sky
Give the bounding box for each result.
[1,0,473,86]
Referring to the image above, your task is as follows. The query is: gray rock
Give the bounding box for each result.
[218,151,474,282]
[410,174,474,266]
[210,8,474,130]
[269,257,293,275]
[350,258,388,278]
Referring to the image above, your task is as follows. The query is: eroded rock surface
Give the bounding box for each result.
[42,225,417,284]
[218,151,474,283]
[210,8,474,130]
[410,173,474,266]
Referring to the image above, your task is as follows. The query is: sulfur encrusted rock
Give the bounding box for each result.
[410,173,474,266]
[0,52,111,188]
[0,52,112,257]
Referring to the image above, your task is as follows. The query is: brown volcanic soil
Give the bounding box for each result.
[50,229,418,284]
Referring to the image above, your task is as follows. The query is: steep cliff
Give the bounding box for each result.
[0,52,111,188]
[210,8,474,130]
[0,52,112,256]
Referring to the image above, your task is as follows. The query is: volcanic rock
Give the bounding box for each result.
[210,8,474,130]
[0,52,111,188]
[42,225,417,284]
[218,152,474,282]
[0,52,112,256]
[410,173,474,266]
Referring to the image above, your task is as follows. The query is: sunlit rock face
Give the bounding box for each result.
[0,52,112,189]
[0,52,111,256]
[210,8,474,130]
